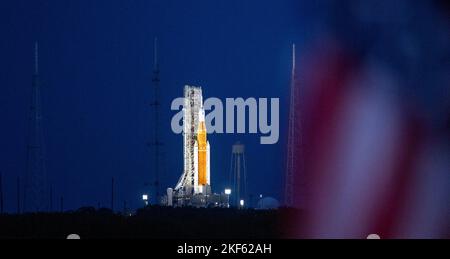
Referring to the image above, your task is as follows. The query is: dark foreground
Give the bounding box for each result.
[0,207,301,239]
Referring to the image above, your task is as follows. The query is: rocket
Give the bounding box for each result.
[194,107,210,194]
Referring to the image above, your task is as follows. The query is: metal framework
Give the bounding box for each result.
[24,42,48,212]
[176,86,203,194]
[285,44,300,208]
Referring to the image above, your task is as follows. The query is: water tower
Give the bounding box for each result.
[229,142,247,207]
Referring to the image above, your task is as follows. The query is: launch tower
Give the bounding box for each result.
[175,86,211,195]
[167,86,222,207]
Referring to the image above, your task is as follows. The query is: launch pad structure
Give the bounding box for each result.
[162,86,228,208]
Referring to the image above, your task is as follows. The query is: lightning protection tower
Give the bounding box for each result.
[24,42,48,212]
[285,44,303,208]
[149,38,163,203]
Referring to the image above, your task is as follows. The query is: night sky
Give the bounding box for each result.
[0,0,305,212]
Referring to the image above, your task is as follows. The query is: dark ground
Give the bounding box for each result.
[0,207,301,239]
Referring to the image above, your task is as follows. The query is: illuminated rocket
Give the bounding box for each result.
[194,107,210,194]
[175,86,211,195]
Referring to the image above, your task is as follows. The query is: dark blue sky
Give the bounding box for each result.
[0,0,305,211]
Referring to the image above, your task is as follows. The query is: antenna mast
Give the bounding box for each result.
[149,38,163,203]
[111,177,115,211]
[0,172,4,214]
